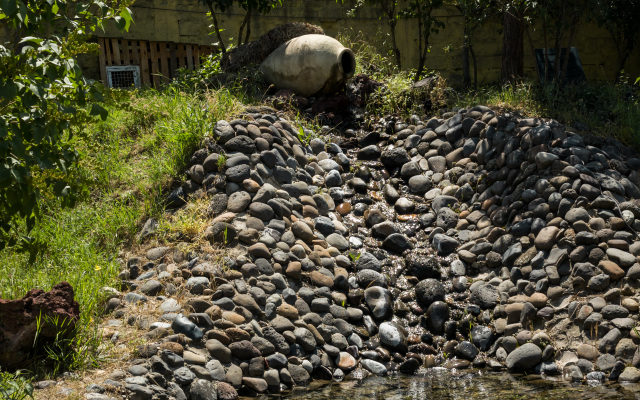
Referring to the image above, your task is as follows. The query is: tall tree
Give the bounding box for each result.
[201,0,234,54]
[499,0,528,84]
[451,0,496,89]
[237,0,282,47]
[401,0,446,81]
[594,0,640,83]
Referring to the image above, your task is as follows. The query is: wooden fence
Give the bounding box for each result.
[98,38,216,87]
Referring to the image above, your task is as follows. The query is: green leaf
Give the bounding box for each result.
[20,36,43,44]
[29,84,45,99]
[119,7,133,32]
[114,16,125,31]
[53,180,70,197]
[0,0,17,16]
[16,0,27,23]
[0,166,9,182]
[90,103,108,121]
[0,80,16,99]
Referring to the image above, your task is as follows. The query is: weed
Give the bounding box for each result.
[217,154,227,170]
[348,251,362,263]
[297,126,313,146]
[31,313,103,377]
[0,370,33,400]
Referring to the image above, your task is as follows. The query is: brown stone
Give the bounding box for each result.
[529,293,548,308]
[205,306,222,321]
[575,305,593,320]
[299,195,317,207]
[577,344,599,361]
[505,303,524,323]
[302,205,319,219]
[487,227,506,243]
[242,179,261,193]
[534,226,559,250]
[307,324,325,345]
[623,298,639,312]
[277,303,299,319]
[599,260,625,280]
[286,262,302,279]
[337,352,357,369]
[207,329,231,345]
[242,377,268,393]
[310,271,334,289]
[160,341,184,355]
[336,203,352,215]
[610,217,625,230]
[217,382,239,400]
[225,327,251,342]
[222,311,246,325]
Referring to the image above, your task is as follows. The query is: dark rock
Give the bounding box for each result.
[0,282,80,368]
[415,279,445,307]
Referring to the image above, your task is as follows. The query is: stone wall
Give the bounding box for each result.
[18,0,640,85]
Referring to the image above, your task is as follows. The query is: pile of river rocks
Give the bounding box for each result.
[95,105,640,400]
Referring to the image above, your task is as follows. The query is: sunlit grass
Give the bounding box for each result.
[0,87,244,376]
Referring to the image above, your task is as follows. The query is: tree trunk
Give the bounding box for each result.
[524,26,539,82]
[558,24,577,87]
[470,44,478,91]
[610,33,624,84]
[238,9,251,47]
[501,9,524,85]
[462,23,471,89]
[207,4,226,54]
[382,3,401,70]
[542,16,549,85]
[390,22,402,70]
[415,6,426,81]
[553,11,565,83]
[244,8,252,45]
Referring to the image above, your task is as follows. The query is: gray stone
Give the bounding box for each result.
[506,343,542,370]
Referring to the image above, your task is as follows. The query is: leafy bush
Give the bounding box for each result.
[0,0,132,256]
[172,54,223,91]
[338,30,451,117]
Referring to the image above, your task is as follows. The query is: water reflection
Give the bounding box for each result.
[269,369,640,400]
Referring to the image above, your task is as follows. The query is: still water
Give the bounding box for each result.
[275,368,640,400]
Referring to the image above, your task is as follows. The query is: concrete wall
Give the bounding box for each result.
[92,0,639,85]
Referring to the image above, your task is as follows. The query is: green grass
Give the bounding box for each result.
[0,87,244,375]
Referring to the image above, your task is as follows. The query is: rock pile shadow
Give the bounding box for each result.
[95,105,640,399]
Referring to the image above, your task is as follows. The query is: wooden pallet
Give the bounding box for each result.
[98,38,215,87]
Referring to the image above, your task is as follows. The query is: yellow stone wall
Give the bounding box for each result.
[77,0,640,85]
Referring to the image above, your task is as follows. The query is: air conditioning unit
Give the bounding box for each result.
[106,65,141,89]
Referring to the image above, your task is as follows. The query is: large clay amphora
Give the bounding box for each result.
[259,34,356,97]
